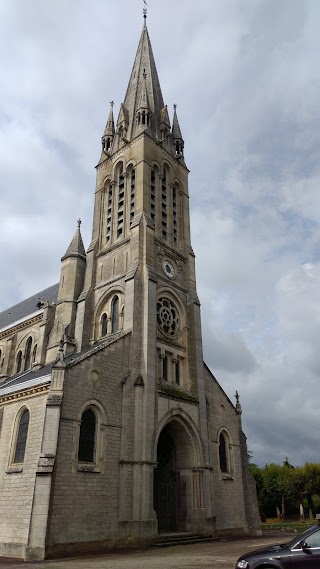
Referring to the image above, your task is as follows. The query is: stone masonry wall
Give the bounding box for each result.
[47,334,131,554]
[0,392,47,558]
[204,365,250,533]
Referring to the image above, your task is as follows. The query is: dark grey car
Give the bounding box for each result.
[235,523,320,568]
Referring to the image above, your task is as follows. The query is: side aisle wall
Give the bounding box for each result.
[203,364,260,534]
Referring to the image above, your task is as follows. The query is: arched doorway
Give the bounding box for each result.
[154,420,195,532]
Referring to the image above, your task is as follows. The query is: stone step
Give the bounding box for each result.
[152,533,217,547]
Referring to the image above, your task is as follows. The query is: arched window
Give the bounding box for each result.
[106,183,113,244]
[111,296,119,333]
[172,185,178,246]
[24,337,32,371]
[161,169,167,240]
[117,163,125,239]
[219,431,229,473]
[101,313,108,337]
[32,344,37,364]
[16,351,22,374]
[150,168,156,223]
[78,409,96,463]
[129,167,135,222]
[13,409,30,464]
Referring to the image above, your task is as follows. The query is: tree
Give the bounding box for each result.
[289,466,306,520]
[304,463,320,519]
[262,462,295,520]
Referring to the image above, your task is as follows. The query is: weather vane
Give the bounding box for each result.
[143,0,148,20]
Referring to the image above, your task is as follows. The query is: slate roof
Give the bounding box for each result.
[0,283,59,331]
[0,331,131,393]
[0,364,53,391]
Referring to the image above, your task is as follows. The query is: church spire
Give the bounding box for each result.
[117,22,165,142]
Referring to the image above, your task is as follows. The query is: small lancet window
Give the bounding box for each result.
[111,296,119,333]
[16,351,22,374]
[32,344,37,364]
[24,337,32,371]
[162,355,168,381]
[175,360,180,385]
[219,432,228,473]
[101,313,108,337]
[78,409,96,463]
[13,409,30,464]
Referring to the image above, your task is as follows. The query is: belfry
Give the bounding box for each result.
[0,16,260,560]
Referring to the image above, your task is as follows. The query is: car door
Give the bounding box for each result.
[289,527,320,568]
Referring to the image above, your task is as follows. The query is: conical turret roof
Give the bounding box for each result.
[62,221,86,261]
[103,102,115,137]
[172,105,183,141]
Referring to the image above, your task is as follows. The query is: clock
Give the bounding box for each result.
[162,260,175,279]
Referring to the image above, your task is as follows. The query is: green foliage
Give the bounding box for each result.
[249,463,264,495]
[253,460,320,519]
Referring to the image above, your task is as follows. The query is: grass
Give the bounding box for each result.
[262,518,317,532]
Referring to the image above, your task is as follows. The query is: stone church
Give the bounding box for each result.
[0,17,260,561]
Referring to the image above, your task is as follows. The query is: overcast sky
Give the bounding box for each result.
[0,0,319,467]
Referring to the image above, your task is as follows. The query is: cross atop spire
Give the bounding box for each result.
[143,0,148,22]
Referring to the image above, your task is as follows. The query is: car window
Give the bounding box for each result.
[305,529,320,548]
[288,526,320,549]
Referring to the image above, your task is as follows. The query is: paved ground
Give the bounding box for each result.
[0,532,293,569]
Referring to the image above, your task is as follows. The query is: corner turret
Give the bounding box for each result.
[172,104,185,160]
[47,221,86,359]
[101,102,115,155]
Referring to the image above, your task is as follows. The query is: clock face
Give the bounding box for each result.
[162,260,175,279]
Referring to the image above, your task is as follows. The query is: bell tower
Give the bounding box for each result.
[74,14,213,533]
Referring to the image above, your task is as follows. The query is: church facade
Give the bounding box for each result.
[0,19,260,561]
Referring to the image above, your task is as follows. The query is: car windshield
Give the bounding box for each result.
[285,525,319,549]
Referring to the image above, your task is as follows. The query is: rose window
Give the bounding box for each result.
[157,297,179,337]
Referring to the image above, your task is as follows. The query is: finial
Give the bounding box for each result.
[235,390,242,415]
[77,218,82,228]
[173,103,177,111]
[143,0,148,20]
[110,101,114,108]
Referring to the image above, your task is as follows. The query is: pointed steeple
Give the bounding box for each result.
[61,220,86,261]
[118,22,165,141]
[172,104,184,158]
[102,102,115,154]
[160,105,171,134]
[135,72,152,131]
